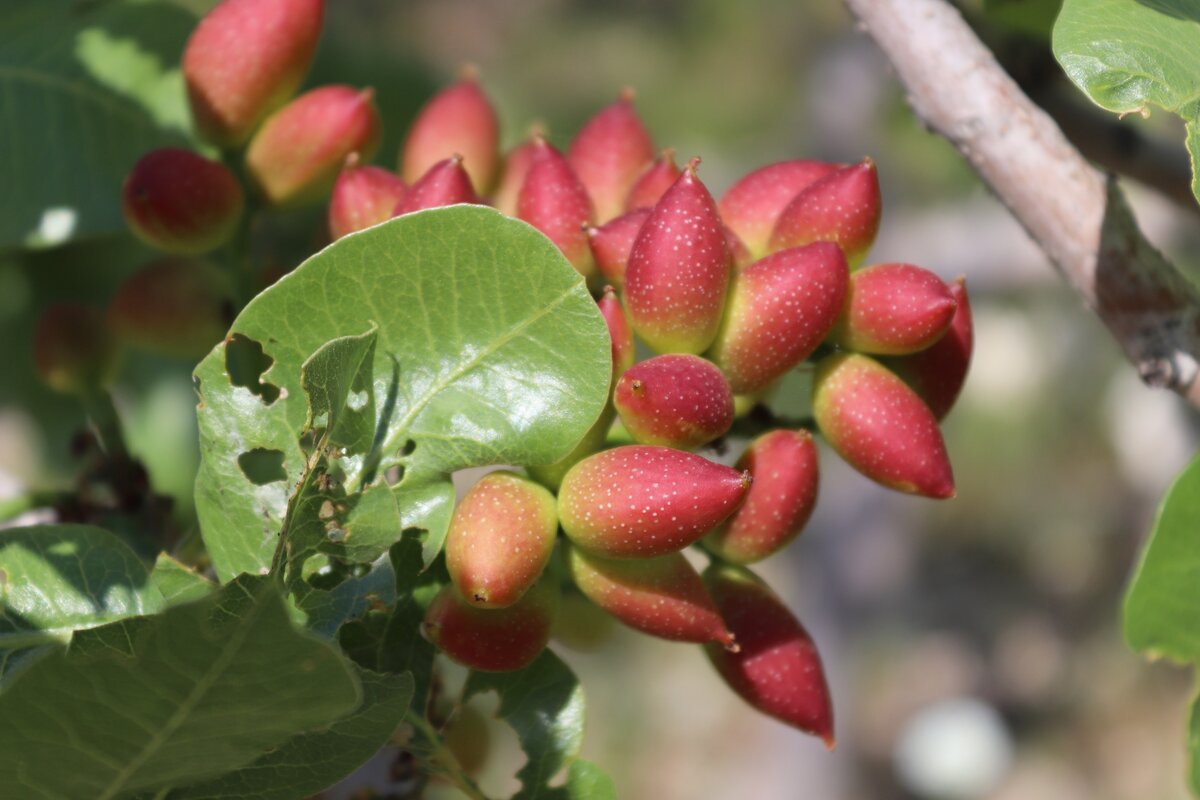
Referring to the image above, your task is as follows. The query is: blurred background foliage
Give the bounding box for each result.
[3,0,1200,798]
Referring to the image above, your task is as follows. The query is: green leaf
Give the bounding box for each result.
[465,650,587,800]
[1125,452,1200,660]
[0,576,361,799]
[168,666,413,800]
[1124,451,1200,794]
[0,0,196,249]
[195,206,610,580]
[1053,0,1200,204]
[0,524,163,647]
[294,556,397,639]
[566,760,616,800]
[150,552,215,607]
[300,325,380,460]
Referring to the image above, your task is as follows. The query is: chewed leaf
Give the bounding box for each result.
[195,206,611,580]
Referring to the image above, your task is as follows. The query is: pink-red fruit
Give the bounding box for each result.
[446,472,558,608]
[492,135,541,217]
[703,564,835,745]
[587,209,649,288]
[327,155,407,239]
[122,148,244,254]
[557,445,751,559]
[567,90,656,223]
[719,159,840,257]
[830,263,956,355]
[517,139,596,279]
[402,72,500,195]
[107,259,235,359]
[769,158,881,267]
[708,242,848,395]
[625,160,732,354]
[614,354,734,449]
[567,546,735,647]
[813,353,955,499]
[422,579,557,672]
[705,430,819,563]
[245,85,382,206]
[33,304,118,394]
[395,155,479,213]
[625,148,681,213]
[183,0,324,147]
[599,287,636,382]
[885,277,973,420]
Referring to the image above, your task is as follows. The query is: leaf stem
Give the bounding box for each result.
[409,713,488,800]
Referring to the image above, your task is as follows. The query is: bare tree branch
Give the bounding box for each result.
[842,0,1200,407]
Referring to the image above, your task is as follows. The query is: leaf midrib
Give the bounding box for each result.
[95,588,268,799]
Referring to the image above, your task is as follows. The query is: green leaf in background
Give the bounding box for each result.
[169,666,413,800]
[0,0,196,249]
[0,576,361,799]
[1124,450,1200,792]
[465,650,587,800]
[150,552,215,606]
[1053,0,1200,204]
[566,760,617,800]
[0,524,163,647]
[195,206,611,581]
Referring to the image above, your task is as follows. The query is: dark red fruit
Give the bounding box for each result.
[703,564,835,746]
[395,155,480,213]
[884,277,973,420]
[719,159,840,257]
[769,158,881,267]
[422,579,558,672]
[567,89,656,223]
[122,148,244,254]
[829,263,957,355]
[327,154,407,239]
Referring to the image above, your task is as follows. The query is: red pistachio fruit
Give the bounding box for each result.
[401,70,500,195]
[245,85,382,206]
[183,0,324,147]
[769,158,881,267]
[517,138,596,279]
[719,159,840,257]
[33,303,118,394]
[446,471,558,609]
[884,277,973,420]
[122,148,244,255]
[708,242,848,395]
[829,263,957,356]
[567,545,735,647]
[107,259,235,359]
[327,154,407,239]
[613,354,734,449]
[705,429,819,563]
[703,563,835,746]
[587,208,649,289]
[624,159,731,354]
[395,155,479,214]
[422,578,558,672]
[567,88,656,223]
[558,445,751,559]
[812,352,955,499]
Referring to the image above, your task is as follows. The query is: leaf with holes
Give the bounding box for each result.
[464,649,587,800]
[0,0,195,249]
[195,206,610,581]
[0,524,164,648]
[0,576,361,799]
[1054,0,1200,205]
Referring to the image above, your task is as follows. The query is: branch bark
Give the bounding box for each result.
[842,0,1200,408]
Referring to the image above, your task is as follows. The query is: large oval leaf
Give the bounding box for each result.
[195,206,610,581]
[1053,0,1200,205]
